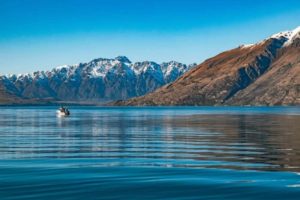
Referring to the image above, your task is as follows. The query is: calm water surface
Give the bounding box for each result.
[0,106,300,199]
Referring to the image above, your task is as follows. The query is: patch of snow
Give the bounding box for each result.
[269,26,300,46]
[270,31,292,39]
[55,65,69,70]
[283,26,300,46]
[91,66,107,78]
[239,44,255,49]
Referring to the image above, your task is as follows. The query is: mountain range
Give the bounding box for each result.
[0,56,195,104]
[115,27,300,106]
[1,27,299,106]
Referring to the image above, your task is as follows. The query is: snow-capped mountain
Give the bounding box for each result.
[270,26,300,46]
[238,26,300,50]
[115,26,300,106]
[0,56,196,102]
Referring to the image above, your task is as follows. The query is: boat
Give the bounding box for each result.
[56,107,70,117]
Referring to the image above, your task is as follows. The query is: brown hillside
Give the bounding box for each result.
[117,37,293,106]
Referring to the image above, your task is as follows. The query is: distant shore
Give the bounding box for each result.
[1,100,299,107]
[0,100,106,107]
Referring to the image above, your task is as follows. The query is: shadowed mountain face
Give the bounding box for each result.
[0,57,195,104]
[0,84,16,104]
[116,28,300,106]
[227,38,300,105]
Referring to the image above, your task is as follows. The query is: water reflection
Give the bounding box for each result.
[168,114,300,171]
[0,107,299,172]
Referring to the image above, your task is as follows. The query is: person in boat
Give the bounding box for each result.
[65,107,70,115]
[59,106,66,113]
[59,106,70,116]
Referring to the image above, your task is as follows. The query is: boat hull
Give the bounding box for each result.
[56,110,70,117]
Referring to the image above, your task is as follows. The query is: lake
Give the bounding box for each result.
[0,106,300,199]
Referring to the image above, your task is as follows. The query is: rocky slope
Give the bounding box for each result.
[0,56,195,104]
[116,27,300,106]
[0,84,18,104]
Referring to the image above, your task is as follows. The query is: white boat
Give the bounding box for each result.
[56,107,70,117]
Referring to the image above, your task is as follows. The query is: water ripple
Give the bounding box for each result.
[0,106,300,199]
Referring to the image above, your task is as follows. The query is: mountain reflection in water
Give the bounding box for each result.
[0,106,299,200]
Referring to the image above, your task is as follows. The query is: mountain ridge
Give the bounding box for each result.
[0,56,196,104]
[114,27,300,106]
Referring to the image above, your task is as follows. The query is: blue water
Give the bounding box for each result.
[0,106,300,199]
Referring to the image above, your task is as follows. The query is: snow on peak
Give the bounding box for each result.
[55,65,70,70]
[283,26,300,46]
[161,61,185,74]
[239,26,300,49]
[160,61,194,83]
[270,31,292,39]
[132,61,160,74]
[270,26,300,46]
[3,56,195,86]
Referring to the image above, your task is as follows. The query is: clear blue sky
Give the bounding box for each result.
[1,0,300,74]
